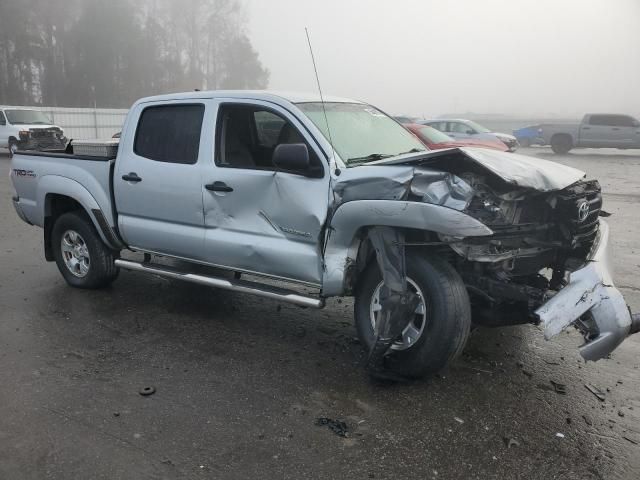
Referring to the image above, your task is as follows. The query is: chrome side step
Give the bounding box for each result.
[114,259,325,309]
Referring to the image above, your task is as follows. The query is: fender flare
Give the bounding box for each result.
[321,200,493,296]
[37,175,122,250]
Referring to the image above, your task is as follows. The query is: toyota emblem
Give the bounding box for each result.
[578,201,590,222]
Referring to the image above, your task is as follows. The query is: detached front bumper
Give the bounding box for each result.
[535,220,636,361]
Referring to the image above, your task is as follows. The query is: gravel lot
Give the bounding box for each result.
[1,147,639,479]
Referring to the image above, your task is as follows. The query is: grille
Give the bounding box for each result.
[555,179,601,252]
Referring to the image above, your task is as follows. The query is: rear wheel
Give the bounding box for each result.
[354,253,471,378]
[52,211,119,289]
[551,134,573,154]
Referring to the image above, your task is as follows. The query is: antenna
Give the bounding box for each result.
[305,27,339,174]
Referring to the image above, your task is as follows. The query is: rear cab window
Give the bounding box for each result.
[134,104,205,164]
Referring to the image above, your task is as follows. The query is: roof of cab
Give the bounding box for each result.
[134,90,364,107]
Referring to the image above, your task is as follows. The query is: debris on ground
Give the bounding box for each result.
[139,386,156,396]
[454,417,464,424]
[618,410,625,417]
[582,415,593,426]
[555,432,565,439]
[503,437,520,448]
[622,436,638,445]
[550,380,567,395]
[315,417,349,437]
[585,384,606,401]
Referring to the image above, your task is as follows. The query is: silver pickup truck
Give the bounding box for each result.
[10,91,639,380]
[542,113,640,154]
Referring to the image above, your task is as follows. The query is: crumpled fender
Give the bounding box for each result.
[321,200,493,296]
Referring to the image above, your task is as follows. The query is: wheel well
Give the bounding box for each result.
[43,194,85,261]
[347,227,451,294]
[551,133,573,145]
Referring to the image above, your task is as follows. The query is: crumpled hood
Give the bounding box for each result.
[371,147,586,192]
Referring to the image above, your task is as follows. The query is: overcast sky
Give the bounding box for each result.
[244,0,640,118]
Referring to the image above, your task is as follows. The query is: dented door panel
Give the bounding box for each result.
[201,99,330,285]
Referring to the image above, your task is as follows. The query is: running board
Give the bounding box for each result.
[114,259,325,309]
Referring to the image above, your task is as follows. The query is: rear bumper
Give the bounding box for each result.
[535,220,634,361]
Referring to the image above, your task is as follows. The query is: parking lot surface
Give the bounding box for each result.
[1,148,639,479]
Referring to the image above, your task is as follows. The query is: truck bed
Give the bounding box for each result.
[11,151,116,234]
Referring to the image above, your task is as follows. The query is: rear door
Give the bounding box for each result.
[114,100,209,260]
[608,115,639,147]
[580,115,620,147]
[200,99,330,285]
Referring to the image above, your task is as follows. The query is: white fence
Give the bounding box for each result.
[5,106,129,140]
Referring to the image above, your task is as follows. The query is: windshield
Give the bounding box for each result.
[297,102,426,166]
[5,109,52,125]
[416,126,454,144]
[463,120,491,133]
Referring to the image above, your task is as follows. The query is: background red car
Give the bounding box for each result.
[403,123,509,151]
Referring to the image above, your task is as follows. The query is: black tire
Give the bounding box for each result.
[52,211,119,289]
[550,134,573,154]
[8,140,18,157]
[354,252,471,378]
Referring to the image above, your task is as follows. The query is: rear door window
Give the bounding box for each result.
[134,104,205,164]
[0,111,6,125]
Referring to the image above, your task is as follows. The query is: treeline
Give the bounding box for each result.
[0,0,269,108]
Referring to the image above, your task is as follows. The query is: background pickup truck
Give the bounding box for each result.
[541,113,640,154]
[10,91,639,379]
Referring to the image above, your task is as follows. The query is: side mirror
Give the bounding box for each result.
[466,129,475,135]
[273,143,310,174]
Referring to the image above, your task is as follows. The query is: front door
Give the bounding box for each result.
[114,101,208,260]
[0,111,8,148]
[201,100,330,285]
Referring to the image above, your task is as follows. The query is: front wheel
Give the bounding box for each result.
[52,211,119,289]
[8,140,18,157]
[354,253,471,378]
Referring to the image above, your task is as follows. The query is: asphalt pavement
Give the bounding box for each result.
[1,148,639,479]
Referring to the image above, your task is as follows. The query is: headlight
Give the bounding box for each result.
[18,130,30,139]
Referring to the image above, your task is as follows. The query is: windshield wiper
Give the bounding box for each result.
[347,153,393,165]
[396,148,426,155]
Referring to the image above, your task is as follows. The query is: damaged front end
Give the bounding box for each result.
[18,127,68,152]
[357,147,636,361]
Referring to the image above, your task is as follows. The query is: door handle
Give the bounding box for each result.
[582,127,591,130]
[205,181,233,193]
[612,127,620,131]
[122,172,142,183]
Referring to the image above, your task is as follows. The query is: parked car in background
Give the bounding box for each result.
[403,123,508,151]
[513,124,545,147]
[0,107,67,157]
[540,114,640,154]
[421,118,519,152]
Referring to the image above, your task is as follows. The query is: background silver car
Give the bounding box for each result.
[421,118,519,151]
